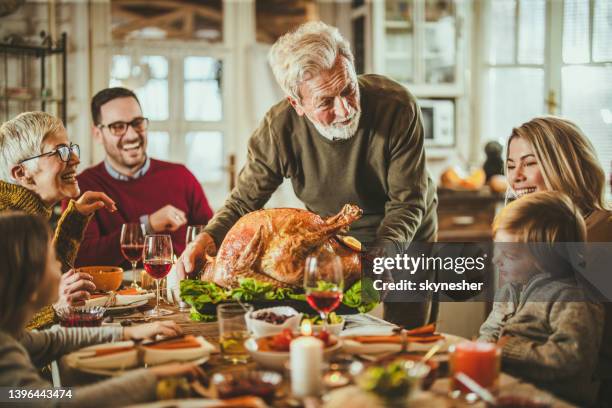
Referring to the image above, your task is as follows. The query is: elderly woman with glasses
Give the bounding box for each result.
[0,111,116,329]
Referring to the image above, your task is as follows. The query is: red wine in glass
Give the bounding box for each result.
[59,310,104,327]
[143,234,174,318]
[121,244,145,262]
[120,223,145,288]
[304,254,344,332]
[143,259,172,279]
[306,291,343,313]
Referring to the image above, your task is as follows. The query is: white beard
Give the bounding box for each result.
[312,109,362,141]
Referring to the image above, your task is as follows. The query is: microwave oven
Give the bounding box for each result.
[418,98,455,147]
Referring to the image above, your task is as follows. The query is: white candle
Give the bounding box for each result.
[290,336,323,397]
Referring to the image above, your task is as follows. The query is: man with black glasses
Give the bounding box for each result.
[71,87,213,268]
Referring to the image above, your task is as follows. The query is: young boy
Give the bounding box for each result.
[479,192,603,405]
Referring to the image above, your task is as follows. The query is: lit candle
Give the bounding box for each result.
[301,319,313,336]
[290,336,323,397]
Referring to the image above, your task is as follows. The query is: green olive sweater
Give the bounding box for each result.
[204,74,437,248]
[0,180,91,329]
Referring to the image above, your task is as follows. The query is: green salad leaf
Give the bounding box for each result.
[302,312,343,325]
[180,279,228,306]
[359,361,415,399]
[341,278,379,313]
[180,277,379,321]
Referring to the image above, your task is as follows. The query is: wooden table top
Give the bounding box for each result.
[63,302,575,408]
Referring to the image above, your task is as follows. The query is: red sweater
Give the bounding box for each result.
[70,159,213,268]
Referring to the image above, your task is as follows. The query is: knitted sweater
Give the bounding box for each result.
[479,273,604,405]
[204,74,437,247]
[0,181,91,329]
[0,326,157,407]
[74,159,213,268]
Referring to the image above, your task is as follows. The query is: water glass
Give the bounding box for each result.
[218,303,253,364]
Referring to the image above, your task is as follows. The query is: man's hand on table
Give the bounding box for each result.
[176,232,217,279]
[54,269,96,307]
[123,321,183,340]
[150,204,187,232]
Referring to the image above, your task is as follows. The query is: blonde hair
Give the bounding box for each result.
[507,116,608,214]
[494,191,586,243]
[0,111,64,182]
[268,21,355,101]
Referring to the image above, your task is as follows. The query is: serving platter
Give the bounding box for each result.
[193,299,361,316]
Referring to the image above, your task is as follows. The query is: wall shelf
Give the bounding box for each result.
[0,32,67,124]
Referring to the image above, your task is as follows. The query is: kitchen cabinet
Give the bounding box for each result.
[369,0,468,97]
[436,189,504,242]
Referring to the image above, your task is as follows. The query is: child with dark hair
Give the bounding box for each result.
[0,212,204,406]
[479,192,603,405]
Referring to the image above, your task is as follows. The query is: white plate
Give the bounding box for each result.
[126,399,223,408]
[105,298,149,313]
[65,337,212,376]
[341,333,466,356]
[245,336,343,370]
[67,355,210,377]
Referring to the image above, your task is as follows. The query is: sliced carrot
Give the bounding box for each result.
[406,323,436,336]
[350,335,402,344]
[93,346,134,357]
[146,341,201,350]
[144,335,201,350]
[117,288,141,295]
[349,333,444,344]
[407,334,444,343]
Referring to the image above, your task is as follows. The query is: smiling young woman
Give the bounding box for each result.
[505,116,610,241]
[504,116,612,405]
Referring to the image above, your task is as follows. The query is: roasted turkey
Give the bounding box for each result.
[202,204,363,288]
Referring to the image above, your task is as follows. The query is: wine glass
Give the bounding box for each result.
[177,225,207,312]
[185,225,206,279]
[143,234,174,317]
[120,223,146,289]
[304,252,344,333]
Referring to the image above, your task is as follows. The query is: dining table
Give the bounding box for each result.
[58,299,576,408]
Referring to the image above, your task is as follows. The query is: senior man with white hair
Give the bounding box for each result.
[178,21,438,326]
[0,111,116,329]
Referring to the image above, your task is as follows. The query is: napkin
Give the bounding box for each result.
[345,334,444,344]
[71,336,215,370]
[341,339,401,355]
[86,290,154,307]
[145,335,215,365]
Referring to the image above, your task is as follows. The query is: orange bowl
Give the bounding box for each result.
[78,266,123,292]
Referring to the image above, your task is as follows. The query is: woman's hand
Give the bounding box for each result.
[149,362,206,381]
[123,321,183,341]
[55,269,96,306]
[74,191,117,216]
